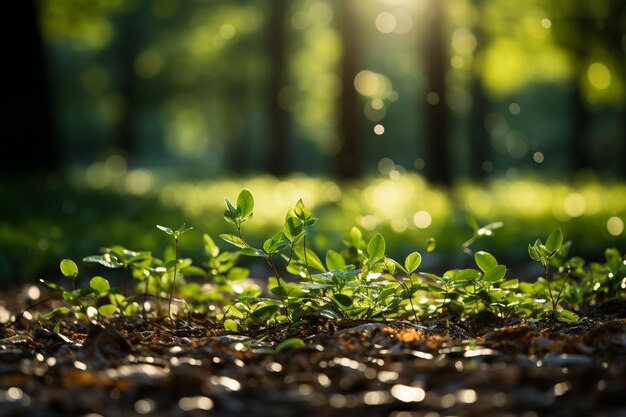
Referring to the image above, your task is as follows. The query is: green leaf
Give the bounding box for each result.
[556,309,579,323]
[474,251,498,273]
[263,231,287,254]
[83,254,124,269]
[477,221,504,237]
[176,223,193,235]
[605,248,622,271]
[425,237,436,253]
[60,259,78,279]
[203,234,220,258]
[180,265,207,277]
[528,243,541,262]
[466,213,479,233]
[223,198,239,223]
[250,304,280,323]
[240,247,267,257]
[500,278,519,289]
[326,250,346,271]
[483,265,507,283]
[89,276,111,294]
[220,234,247,249]
[275,337,305,352]
[98,304,118,317]
[296,246,326,272]
[294,199,311,221]
[452,269,481,282]
[284,215,304,242]
[224,319,238,332]
[367,233,385,262]
[332,293,353,307]
[227,267,249,281]
[156,225,173,235]
[40,279,63,291]
[237,189,254,219]
[404,251,422,274]
[545,228,563,253]
[165,258,185,269]
[448,300,465,315]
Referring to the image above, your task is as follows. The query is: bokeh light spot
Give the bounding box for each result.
[588,63,611,90]
[607,217,624,236]
[374,124,385,135]
[563,193,586,218]
[375,12,397,34]
[413,211,432,229]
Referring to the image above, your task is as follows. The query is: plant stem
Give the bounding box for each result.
[544,263,556,311]
[168,236,179,320]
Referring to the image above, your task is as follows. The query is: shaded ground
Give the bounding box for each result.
[1,289,625,417]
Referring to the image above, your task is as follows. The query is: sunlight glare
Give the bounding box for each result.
[375,12,397,34]
[607,217,624,236]
[588,63,611,90]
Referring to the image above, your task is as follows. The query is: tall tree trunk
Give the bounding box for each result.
[3,0,59,175]
[266,0,289,176]
[335,0,360,180]
[469,0,488,180]
[116,13,140,163]
[423,0,450,185]
[571,85,591,173]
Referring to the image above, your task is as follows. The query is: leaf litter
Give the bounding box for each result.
[0,289,625,417]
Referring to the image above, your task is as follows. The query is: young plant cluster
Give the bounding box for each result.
[41,190,626,332]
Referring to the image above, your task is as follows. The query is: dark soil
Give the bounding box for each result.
[1,289,625,417]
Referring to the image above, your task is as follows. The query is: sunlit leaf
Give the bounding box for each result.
[237,189,254,219]
[556,309,579,323]
[203,234,220,258]
[332,293,353,307]
[224,319,238,332]
[220,234,247,249]
[404,251,422,274]
[60,259,78,279]
[474,251,498,273]
[483,265,507,283]
[98,304,117,317]
[545,228,563,253]
[367,233,385,262]
[89,276,111,294]
[326,250,346,271]
[83,254,124,269]
[156,224,173,235]
[275,337,305,352]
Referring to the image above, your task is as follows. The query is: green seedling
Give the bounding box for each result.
[157,223,193,320]
[528,228,578,322]
[461,214,503,256]
[41,259,119,326]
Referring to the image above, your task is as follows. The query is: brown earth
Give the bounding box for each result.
[1,289,625,417]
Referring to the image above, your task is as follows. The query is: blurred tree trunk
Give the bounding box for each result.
[335,0,360,180]
[266,0,289,176]
[116,13,140,163]
[469,0,488,180]
[572,85,591,172]
[424,0,450,185]
[2,0,59,175]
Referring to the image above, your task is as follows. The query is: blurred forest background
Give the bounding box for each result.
[1,0,625,283]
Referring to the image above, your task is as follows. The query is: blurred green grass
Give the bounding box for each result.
[1,171,624,285]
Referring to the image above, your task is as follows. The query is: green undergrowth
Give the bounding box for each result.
[2,173,625,282]
[39,190,625,337]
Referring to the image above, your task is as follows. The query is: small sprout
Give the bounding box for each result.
[60,259,78,280]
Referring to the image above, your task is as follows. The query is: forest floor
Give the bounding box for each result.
[1,288,625,417]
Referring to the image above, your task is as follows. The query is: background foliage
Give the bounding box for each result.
[1,0,625,283]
